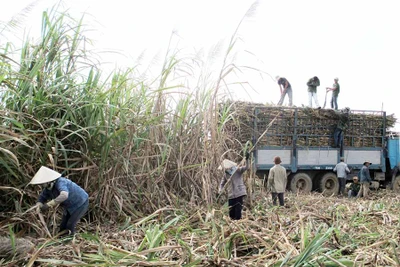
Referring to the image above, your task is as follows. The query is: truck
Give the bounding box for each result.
[252,106,400,195]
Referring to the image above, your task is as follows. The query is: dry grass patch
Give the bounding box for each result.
[2,189,400,266]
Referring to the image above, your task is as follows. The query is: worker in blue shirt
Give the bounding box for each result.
[29,166,89,236]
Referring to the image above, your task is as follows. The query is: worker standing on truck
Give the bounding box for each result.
[218,152,250,220]
[307,76,321,108]
[333,107,350,149]
[326,77,340,110]
[267,156,287,206]
[276,76,293,106]
[347,176,361,197]
[30,166,89,236]
[333,157,350,196]
[357,161,372,198]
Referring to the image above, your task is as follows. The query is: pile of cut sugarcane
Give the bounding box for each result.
[221,101,397,152]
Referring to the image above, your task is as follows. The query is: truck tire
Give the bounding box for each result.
[392,175,400,193]
[319,172,339,196]
[290,173,312,194]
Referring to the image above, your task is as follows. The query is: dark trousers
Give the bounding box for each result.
[338,178,346,195]
[271,192,285,206]
[60,199,89,235]
[333,128,343,148]
[228,196,244,220]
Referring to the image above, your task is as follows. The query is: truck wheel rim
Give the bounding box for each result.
[297,180,305,189]
[325,180,333,189]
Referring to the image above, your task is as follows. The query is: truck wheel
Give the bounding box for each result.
[392,175,400,193]
[319,173,339,196]
[290,173,312,193]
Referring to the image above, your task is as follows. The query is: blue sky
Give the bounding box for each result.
[2,0,399,130]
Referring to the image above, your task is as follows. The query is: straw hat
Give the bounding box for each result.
[29,166,62,185]
[217,159,237,170]
[363,160,371,165]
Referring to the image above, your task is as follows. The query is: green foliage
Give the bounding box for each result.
[0,0,253,227]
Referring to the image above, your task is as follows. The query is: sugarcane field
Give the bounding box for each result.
[1,2,400,267]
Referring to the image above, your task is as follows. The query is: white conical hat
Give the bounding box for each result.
[217,159,237,170]
[29,166,62,185]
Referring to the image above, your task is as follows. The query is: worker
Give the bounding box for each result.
[347,176,360,197]
[333,157,350,196]
[357,161,372,198]
[276,76,293,106]
[30,166,89,236]
[267,156,287,206]
[218,152,250,220]
[391,162,400,189]
[326,77,340,110]
[333,107,350,149]
[306,76,321,108]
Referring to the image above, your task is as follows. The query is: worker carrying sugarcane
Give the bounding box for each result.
[276,76,293,106]
[306,76,321,108]
[29,166,89,236]
[218,152,250,220]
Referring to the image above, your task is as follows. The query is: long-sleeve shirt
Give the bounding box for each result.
[360,166,371,183]
[333,162,350,178]
[307,78,320,93]
[349,182,360,193]
[267,164,287,193]
[38,177,88,214]
[219,161,248,199]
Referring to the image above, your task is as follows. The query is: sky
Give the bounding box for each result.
[1,0,399,130]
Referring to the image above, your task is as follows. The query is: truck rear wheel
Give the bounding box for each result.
[319,173,339,196]
[392,175,400,193]
[290,173,312,193]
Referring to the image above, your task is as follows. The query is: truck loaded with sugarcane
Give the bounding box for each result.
[221,101,399,195]
[250,105,399,195]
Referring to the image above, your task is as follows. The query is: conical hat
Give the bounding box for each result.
[29,166,61,185]
[217,159,237,170]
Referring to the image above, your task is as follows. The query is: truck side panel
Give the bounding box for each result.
[298,149,338,166]
[343,149,382,166]
[256,148,291,169]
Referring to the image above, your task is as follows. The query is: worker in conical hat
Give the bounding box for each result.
[29,166,89,236]
[218,152,250,220]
